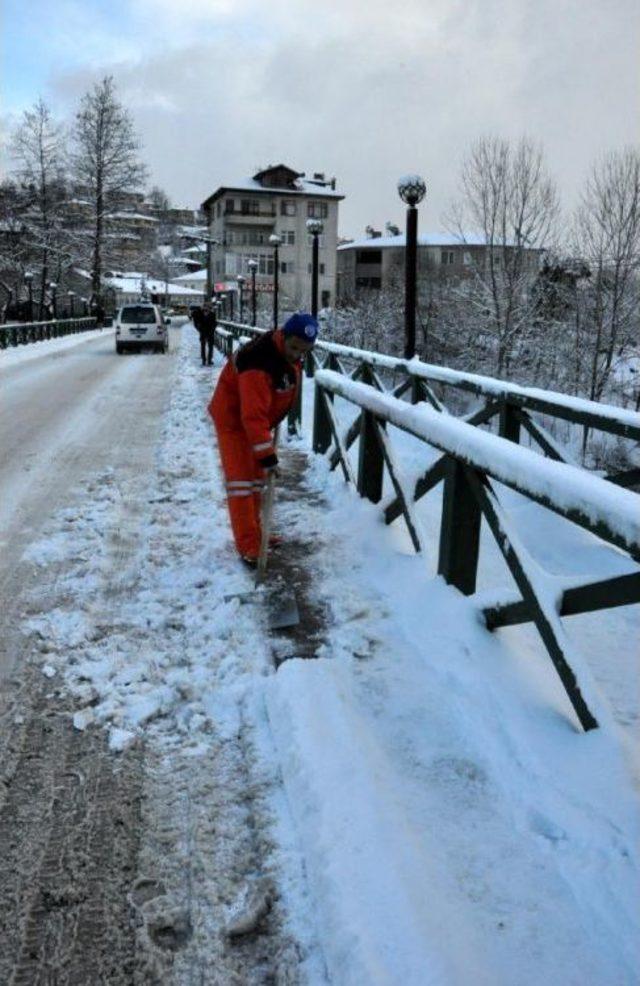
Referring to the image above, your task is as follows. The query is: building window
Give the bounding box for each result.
[441,250,455,265]
[356,250,382,264]
[321,290,331,307]
[241,199,260,215]
[307,234,325,249]
[319,263,325,275]
[280,230,295,245]
[308,201,328,218]
[281,200,297,216]
[280,261,295,274]
[216,202,221,217]
[225,199,235,213]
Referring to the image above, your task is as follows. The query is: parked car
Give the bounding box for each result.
[114,303,168,354]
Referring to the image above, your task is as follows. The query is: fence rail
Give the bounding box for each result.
[215,320,640,732]
[313,368,640,733]
[217,320,640,458]
[0,317,99,349]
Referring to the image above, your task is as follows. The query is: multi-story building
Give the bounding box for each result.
[337,232,543,302]
[201,164,344,311]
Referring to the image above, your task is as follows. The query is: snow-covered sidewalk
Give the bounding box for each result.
[22,324,640,984]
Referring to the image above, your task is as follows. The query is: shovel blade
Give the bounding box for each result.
[267,590,300,629]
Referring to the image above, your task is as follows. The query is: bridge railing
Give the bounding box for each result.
[216,319,640,487]
[0,317,98,350]
[314,367,640,733]
[215,320,640,731]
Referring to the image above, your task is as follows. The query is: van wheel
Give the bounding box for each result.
[116,343,123,354]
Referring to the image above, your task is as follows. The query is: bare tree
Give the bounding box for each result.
[572,148,640,403]
[447,136,560,376]
[9,99,67,317]
[71,76,147,304]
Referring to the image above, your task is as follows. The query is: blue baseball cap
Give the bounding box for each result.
[282,312,319,342]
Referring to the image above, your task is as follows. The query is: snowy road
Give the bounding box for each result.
[0,327,179,684]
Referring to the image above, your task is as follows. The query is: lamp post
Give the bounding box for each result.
[49,281,57,319]
[397,174,426,360]
[269,233,282,329]
[247,259,258,326]
[306,218,324,317]
[236,274,245,323]
[67,290,76,317]
[24,271,34,321]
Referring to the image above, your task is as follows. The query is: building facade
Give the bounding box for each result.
[201,165,344,312]
[337,233,543,302]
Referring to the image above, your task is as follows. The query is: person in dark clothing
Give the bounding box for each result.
[198,301,217,366]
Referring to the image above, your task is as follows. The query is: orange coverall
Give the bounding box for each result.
[208,329,301,558]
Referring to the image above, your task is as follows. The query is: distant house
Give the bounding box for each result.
[201,164,344,311]
[76,270,204,309]
[336,232,543,302]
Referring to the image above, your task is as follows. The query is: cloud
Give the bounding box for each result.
[4,0,639,237]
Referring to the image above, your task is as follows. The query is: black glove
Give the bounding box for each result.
[259,453,280,476]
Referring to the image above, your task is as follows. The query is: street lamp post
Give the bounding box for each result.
[306,219,324,317]
[269,234,282,329]
[236,275,245,323]
[24,271,34,322]
[49,282,57,319]
[397,174,427,360]
[247,259,258,326]
[67,290,76,317]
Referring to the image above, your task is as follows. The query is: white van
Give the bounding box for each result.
[115,303,169,354]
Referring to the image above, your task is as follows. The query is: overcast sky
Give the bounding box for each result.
[2,0,638,239]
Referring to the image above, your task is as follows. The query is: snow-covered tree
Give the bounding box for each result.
[70,76,147,305]
[446,136,560,376]
[8,99,68,317]
[571,148,640,404]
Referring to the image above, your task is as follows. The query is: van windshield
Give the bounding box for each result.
[121,306,156,324]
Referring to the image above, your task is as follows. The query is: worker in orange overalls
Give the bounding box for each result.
[208,312,319,566]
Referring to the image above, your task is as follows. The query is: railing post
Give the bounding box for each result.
[358,409,384,503]
[313,383,333,454]
[288,371,303,436]
[499,398,521,443]
[438,459,481,595]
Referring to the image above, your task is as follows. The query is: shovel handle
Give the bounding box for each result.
[256,471,276,583]
[255,424,280,585]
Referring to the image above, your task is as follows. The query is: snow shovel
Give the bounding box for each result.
[255,470,300,630]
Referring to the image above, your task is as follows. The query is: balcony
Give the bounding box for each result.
[225,212,277,227]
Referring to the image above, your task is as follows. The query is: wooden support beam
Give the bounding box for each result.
[373,419,423,553]
[320,387,356,485]
[516,409,574,464]
[384,401,500,524]
[499,399,521,443]
[438,459,481,596]
[484,571,640,630]
[466,468,598,731]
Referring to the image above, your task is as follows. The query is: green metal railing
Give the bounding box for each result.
[0,317,99,349]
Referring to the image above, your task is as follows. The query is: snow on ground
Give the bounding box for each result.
[0,326,112,368]
[19,324,640,984]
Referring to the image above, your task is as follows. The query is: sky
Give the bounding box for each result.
[2,0,638,239]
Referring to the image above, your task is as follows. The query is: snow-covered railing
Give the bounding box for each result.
[216,320,640,490]
[313,367,640,734]
[0,317,98,349]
